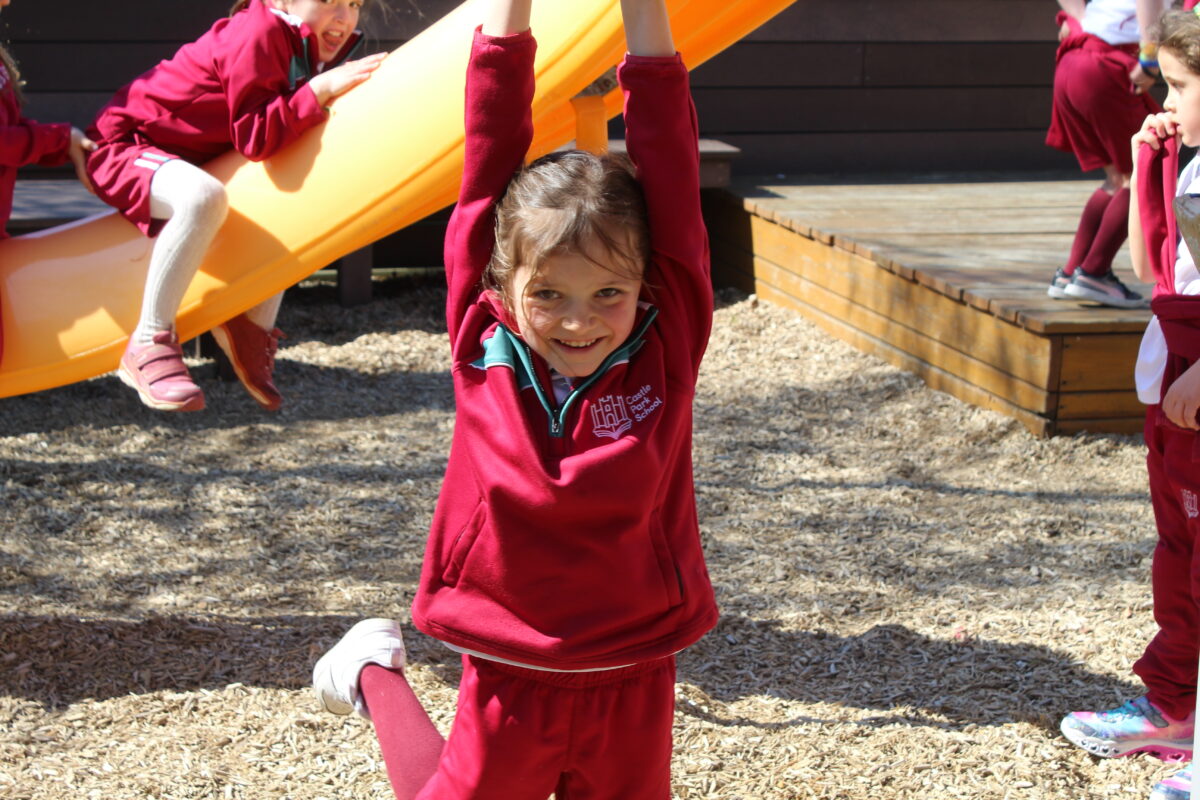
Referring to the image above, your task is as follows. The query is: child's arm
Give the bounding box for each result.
[1129,112,1177,283]
[0,121,94,191]
[620,0,674,57]
[443,4,536,343]
[617,0,711,371]
[1163,360,1200,429]
[481,0,530,37]
[1056,0,1086,19]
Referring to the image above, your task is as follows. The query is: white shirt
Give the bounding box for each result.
[1082,0,1168,45]
[1136,154,1200,404]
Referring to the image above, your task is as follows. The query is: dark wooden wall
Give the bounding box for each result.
[6,0,1076,179]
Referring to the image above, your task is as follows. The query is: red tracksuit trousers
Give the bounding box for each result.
[361,654,677,800]
[1134,409,1200,721]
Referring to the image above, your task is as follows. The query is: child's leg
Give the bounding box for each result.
[243,293,284,331]
[1135,422,1200,722]
[211,290,286,410]
[359,665,445,800]
[553,657,675,800]
[1077,167,1131,277]
[135,160,228,345]
[1065,186,1117,275]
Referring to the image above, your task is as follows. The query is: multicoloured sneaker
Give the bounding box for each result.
[312,618,406,720]
[211,313,283,411]
[1061,696,1194,761]
[1063,269,1148,309]
[1047,267,1073,299]
[118,330,205,412]
[1151,762,1193,800]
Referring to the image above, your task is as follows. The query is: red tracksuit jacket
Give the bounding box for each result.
[88,0,361,164]
[411,29,719,671]
[0,63,70,238]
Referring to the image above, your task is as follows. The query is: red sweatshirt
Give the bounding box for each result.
[88,0,361,164]
[411,29,718,671]
[0,63,70,238]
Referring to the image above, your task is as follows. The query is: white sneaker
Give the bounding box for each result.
[312,618,406,719]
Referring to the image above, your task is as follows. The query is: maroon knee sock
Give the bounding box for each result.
[1079,187,1130,277]
[359,665,445,800]
[1065,187,1115,275]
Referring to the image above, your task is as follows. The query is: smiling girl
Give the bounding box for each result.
[85,0,385,412]
[311,0,720,795]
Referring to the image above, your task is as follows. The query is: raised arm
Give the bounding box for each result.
[620,0,675,57]
[1056,0,1086,21]
[482,0,531,37]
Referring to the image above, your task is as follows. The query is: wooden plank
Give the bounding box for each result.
[1054,416,1146,436]
[741,247,1055,414]
[706,132,1077,176]
[864,42,1055,87]
[3,0,454,40]
[1056,390,1146,420]
[692,86,1053,134]
[744,1,1055,43]
[1058,334,1142,392]
[691,43,861,88]
[706,208,1057,385]
[753,282,1052,438]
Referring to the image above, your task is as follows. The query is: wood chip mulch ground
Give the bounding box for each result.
[0,277,1170,799]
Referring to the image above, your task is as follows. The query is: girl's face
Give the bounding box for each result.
[510,241,643,379]
[274,0,361,63]
[1162,48,1200,147]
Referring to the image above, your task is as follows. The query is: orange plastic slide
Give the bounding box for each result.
[0,0,795,398]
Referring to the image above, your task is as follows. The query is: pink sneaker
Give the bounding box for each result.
[118,331,205,412]
[211,313,283,411]
[1061,695,1194,761]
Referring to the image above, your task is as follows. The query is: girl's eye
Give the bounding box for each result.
[532,289,558,301]
[596,288,621,298]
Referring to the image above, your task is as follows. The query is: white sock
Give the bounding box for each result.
[242,292,284,331]
[134,159,228,346]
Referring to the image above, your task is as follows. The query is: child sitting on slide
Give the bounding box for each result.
[0,0,95,363]
[86,0,385,412]
[310,0,720,796]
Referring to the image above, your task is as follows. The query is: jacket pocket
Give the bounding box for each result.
[648,510,683,608]
[442,500,487,586]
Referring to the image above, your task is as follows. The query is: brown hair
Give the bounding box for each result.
[0,43,23,105]
[230,0,376,19]
[486,150,651,308]
[1156,8,1200,75]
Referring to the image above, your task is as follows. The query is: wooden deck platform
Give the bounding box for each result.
[703,178,1153,437]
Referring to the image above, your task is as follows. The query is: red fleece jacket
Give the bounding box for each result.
[87,0,360,164]
[0,64,70,239]
[411,29,718,670]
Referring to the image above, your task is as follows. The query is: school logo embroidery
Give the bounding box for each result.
[1184,489,1199,520]
[590,385,663,440]
[591,394,632,440]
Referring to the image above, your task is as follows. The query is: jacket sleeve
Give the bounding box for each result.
[0,119,70,168]
[216,15,327,162]
[618,54,712,377]
[444,27,536,346]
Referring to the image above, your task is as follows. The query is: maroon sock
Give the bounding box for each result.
[359,665,445,800]
[1065,187,1115,275]
[1079,187,1130,277]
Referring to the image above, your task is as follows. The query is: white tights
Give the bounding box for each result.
[134,159,283,346]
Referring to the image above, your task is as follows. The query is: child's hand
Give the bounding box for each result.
[1130,63,1158,96]
[1132,112,1177,160]
[68,127,96,194]
[1164,359,1200,430]
[308,52,387,107]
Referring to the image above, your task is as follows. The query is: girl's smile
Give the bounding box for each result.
[275,0,361,63]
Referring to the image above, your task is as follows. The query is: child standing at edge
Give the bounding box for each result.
[86,0,386,412]
[0,0,95,362]
[1045,0,1169,309]
[1060,9,1200,799]
[311,0,719,796]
